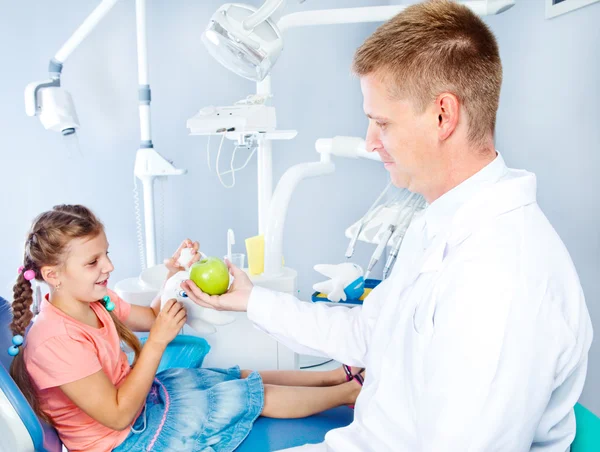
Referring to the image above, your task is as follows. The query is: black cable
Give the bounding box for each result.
[300,359,334,370]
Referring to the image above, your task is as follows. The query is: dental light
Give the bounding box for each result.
[202,0,284,82]
[203,1,516,82]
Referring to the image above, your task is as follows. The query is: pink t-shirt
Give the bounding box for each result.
[24,289,135,452]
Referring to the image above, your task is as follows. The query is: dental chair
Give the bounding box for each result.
[0,296,354,451]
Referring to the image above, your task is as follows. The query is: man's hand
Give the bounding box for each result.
[181,260,253,312]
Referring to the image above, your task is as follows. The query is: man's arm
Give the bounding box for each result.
[246,285,385,366]
[182,263,393,367]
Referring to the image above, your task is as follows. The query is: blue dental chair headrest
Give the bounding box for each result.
[0,296,62,452]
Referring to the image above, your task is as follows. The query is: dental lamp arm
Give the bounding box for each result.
[278,5,407,31]
[243,0,285,30]
[277,1,515,32]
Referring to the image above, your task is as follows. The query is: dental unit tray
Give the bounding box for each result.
[187,103,296,141]
[311,279,382,305]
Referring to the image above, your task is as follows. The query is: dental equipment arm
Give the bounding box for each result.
[263,153,335,277]
[244,0,285,30]
[263,136,381,277]
[277,1,515,31]
[25,0,185,270]
[25,0,123,135]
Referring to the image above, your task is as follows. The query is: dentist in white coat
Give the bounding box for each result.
[183,0,593,450]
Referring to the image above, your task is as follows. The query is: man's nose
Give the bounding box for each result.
[365,122,383,153]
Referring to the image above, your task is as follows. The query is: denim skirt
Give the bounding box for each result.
[113,366,264,451]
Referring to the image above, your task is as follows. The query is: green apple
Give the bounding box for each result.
[189,256,230,295]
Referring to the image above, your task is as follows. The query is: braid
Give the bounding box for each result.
[10,272,34,336]
[9,270,51,425]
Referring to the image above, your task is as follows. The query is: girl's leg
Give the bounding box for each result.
[260,380,361,419]
[240,366,363,387]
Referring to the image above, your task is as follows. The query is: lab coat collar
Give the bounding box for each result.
[423,151,508,242]
[449,169,537,246]
[418,158,537,274]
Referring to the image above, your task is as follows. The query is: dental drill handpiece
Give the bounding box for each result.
[382,197,422,279]
[364,223,395,280]
[382,232,405,280]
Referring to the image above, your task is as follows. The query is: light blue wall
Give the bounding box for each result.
[483,1,600,413]
[0,0,389,301]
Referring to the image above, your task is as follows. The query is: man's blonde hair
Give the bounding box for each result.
[352,0,502,146]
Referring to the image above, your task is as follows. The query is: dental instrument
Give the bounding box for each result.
[382,197,426,279]
[364,223,395,281]
[359,192,424,280]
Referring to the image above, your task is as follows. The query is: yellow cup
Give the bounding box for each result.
[245,235,285,275]
[245,235,265,275]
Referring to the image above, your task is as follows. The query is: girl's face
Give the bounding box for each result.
[59,231,114,302]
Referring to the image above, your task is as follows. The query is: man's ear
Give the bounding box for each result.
[436,92,460,141]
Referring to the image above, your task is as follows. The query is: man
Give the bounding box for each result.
[183,1,593,450]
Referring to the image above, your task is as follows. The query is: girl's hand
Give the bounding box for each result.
[147,299,187,348]
[164,239,200,278]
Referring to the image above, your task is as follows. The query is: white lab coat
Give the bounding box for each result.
[247,154,593,452]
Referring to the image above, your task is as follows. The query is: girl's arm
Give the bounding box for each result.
[125,294,162,332]
[59,300,186,431]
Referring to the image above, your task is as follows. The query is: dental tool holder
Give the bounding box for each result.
[345,198,425,248]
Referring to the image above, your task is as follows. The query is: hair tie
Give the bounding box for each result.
[102,295,115,312]
[18,266,35,281]
[7,335,24,357]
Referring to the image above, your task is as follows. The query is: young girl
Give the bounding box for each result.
[9,204,364,452]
